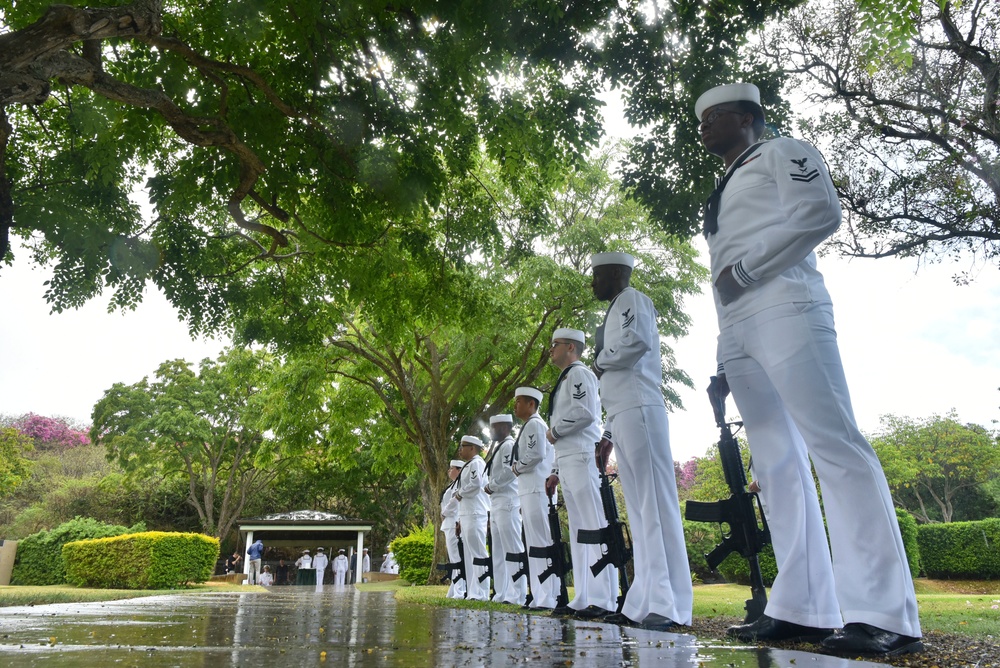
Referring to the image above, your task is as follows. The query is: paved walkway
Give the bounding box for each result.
[0,586,882,666]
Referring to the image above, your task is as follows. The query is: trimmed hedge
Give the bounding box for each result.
[63,531,220,589]
[895,508,921,578]
[391,525,434,585]
[10,517,144,586]
[917,518,1000,579]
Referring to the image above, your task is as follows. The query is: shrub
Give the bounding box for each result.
[918,518,1000,579]
[716,543,777,587]
[895,507,921,578]
[682,517,723,581]
[391,524,435,585]
[63,531,219,589]
[10,516,144,585]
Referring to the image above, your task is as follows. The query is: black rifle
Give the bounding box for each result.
[505,523,532,606]
[577,467,632,613]
[436,533,467,591]
[528,496,571,609]
[472,513,495,598]
[685,375,771,623]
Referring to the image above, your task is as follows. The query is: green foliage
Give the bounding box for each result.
[2,0,618,327]
[0,427,33,498]
[63,531,219,589]
[896,507,922,579]
[391,525,435,586]
[871,413,1000,523]
[682,516,723,581]
[917,519,1000,579]
[10,516,144,585]
[716,543,777,587]
[759,0,1000,266]
[91,348,293,539]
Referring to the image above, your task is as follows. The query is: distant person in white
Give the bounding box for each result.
[312,547,329,590]
[333,549,349,586]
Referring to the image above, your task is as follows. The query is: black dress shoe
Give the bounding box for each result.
[574,605,613,620]
[821,623,923,656]
[640,613,679,632]
[727,614,832,643]
[551,606,576,617]
[602,611,639,626]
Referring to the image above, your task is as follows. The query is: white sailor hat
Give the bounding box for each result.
[489,414,513,425]
[449,459,465,468]
[460,435,484,448]
[694,83,762,121]
[551,327,585,344]
[303,549,310,553]
[317,547,325,552]
[338,548,345,553]
[590,252,635,269]
[515,386,543,402]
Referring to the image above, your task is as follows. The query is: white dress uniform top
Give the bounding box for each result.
[485,416,527,605]
[548,345,618,613]
[333,551,350,586]
[440,466,467,599]
[702,87,920,637]
[455,438,491,601]
[593,260,694,626]
[512,387,560,609]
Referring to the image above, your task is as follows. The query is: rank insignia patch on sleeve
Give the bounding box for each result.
[622,308,634,328]
[789,157,819,183]
[572,382,586,399]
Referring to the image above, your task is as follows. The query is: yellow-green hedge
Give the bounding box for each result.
[63,531,220,589]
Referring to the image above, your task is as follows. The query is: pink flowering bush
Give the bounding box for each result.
[674,458,698,491]
[12,414,90,449]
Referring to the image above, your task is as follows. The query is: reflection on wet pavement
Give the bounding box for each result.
[0,587,882,666]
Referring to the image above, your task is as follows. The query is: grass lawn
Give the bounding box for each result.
[365,579,1000,639]
[0,581,261,607]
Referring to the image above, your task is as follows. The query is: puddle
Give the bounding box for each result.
[0,587,882,666]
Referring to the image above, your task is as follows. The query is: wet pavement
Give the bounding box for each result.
[0,586,884,667]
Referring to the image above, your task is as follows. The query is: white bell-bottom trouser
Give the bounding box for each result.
[605,406,693,625]
[490,496,527,604]
[442,525,467,599]
[459,513,490,601]
[558,450,618,612]
[720,301,920,636]
[519,490,560,608]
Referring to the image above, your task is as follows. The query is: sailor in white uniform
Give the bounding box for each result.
[484,413,527,605]
[511,386,560,610]
[454,435,491,601]
[590,251,693,630]
[441,459,467,598]
[544,327,618,618]
[312,547,329,590]
[696,82,921,655]
[333,549,350,586]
